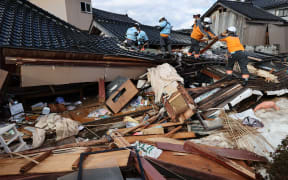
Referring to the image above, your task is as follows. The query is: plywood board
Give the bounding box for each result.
[0,150,130,176]
[21,65,147,87]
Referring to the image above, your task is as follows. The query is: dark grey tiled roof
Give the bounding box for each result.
[0,0,156,59]
[252,0,288,9]
[93,8,137,23]
[204,0,285,22]
[92,8,191,46]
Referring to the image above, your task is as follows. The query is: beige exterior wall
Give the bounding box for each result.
[29,0,68,21]
[65,0,93,30]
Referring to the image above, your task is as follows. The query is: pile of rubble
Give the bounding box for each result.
[1,53,288,179]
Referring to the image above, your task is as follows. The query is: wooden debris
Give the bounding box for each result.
[19,151,52,174]
[72,147,92,170]
[142,128,164,135]
[165,84,196,122]
[165,126,183,137]
[156,142,267,162]
[124,132,195,144]
[184,141,256,179]
[98,78,106,103]
[106,79,139,113]
[0,69,8,90]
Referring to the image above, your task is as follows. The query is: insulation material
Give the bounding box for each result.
[247,64,279,83]
[35,114,79,141]
[55,118,80,141]
[32,128,46,148]
[147,63,184,102]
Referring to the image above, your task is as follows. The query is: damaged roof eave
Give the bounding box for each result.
[90,20,117,38]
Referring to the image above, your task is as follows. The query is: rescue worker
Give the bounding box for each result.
[189,17,215,58]
[137,29,149,51]
[218,26,249,85]
[159,17,172,56]
[126,23,140,48]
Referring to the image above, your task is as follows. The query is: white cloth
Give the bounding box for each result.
[35,114,79,141]
[147,63,183,102]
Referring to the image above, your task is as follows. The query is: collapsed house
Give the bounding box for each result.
[0,0,288,180]
[0,0,161,87]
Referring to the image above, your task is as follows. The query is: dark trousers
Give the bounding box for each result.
[160,36,172,54]
[227,51,249,75]
[189,38,200,54]
[127,39,137,47]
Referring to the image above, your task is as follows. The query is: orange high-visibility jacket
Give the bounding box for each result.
[190,20,214,41]
[219,35,244,53]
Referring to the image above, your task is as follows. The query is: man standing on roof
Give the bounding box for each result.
[188,15,215,58]
[159,17,172,57]
[126,23,140,49]
[137,29,149,51]
[218,26,249,86]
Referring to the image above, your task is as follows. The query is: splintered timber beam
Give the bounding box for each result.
[184,141,255,179]
[20,150,52,174]
[200,37,219,54]
[165,126,183,137]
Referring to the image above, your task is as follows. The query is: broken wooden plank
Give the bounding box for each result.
[98,78,105,103]
[184,141,255,179]
[0,69,8,91]
[165,126,183,137]
[125,132,195,144]
[1,138,109,157]
[156,142,267,162]
[200,37,219,54]
[142,128,164,135]
[20,150,52,174]
[121,115,158,136]
[72,148,92,170]
[148,151,247,180]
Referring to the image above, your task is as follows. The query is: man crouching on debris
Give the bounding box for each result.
[125,23,140,49]
[188,15,215,58]
[219,26,249,86]
[159,17,172,57]
[137,29,149,51]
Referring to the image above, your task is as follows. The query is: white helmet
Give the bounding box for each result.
[203,17,212,24]
[159,16,165,22]
[227,26,236,33]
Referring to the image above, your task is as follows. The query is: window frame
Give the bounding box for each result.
[80,2,92,14]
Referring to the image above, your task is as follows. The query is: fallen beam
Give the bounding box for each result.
[184,141,255,179]
[156,142,267,162]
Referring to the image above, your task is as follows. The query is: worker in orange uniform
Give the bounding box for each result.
[188,16,215,58]
[218,26,249,86]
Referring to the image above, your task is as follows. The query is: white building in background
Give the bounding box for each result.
[29,0,93,30]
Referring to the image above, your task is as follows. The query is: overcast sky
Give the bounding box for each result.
[91,0,217,30]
